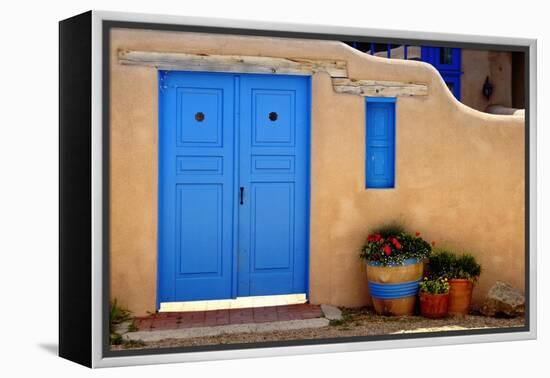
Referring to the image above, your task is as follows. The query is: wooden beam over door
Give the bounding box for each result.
[118,49,348,78]
[332,78,428,97]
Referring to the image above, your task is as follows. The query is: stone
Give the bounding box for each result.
[321,304,343,321]
[480,281,525,317]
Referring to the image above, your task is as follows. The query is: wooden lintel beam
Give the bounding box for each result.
[118,50,348,78]
[118,50,428,97]
[332,78,428,97]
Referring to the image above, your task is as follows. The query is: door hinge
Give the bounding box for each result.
[159,71,168,92]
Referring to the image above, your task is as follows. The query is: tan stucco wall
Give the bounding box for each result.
[461,49,513,111]
[110,29,525,316]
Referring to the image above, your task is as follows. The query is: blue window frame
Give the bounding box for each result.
[365,97,396,189]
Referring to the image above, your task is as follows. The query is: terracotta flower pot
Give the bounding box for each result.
[448,278,474,316]
[419,291,449,319]
[366,258,423,316]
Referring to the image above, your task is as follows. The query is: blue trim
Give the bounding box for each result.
[367,257,421,267]
[368,278,422,299]
[366,97,396,103]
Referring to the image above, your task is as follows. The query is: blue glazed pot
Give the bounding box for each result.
[366,258,424,316]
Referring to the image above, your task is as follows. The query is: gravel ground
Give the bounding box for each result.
[111,307,525,351]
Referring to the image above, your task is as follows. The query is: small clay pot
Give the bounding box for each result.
[448,279,474,316]
[419,291,449,319]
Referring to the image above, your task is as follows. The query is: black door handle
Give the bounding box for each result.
[240,187,244,205]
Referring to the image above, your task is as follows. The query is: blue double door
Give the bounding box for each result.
[158,71,310,305]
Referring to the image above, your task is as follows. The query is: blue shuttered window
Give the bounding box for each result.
[365,97,396,189]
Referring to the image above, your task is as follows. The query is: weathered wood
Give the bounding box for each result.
[118,50,348,78]
[118,50,429,98]
[332,78,428,97]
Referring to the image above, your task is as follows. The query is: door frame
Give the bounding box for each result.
[156,71,312,309]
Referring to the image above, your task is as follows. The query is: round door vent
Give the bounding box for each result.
[268,112,278,121]
[195,112,205,122]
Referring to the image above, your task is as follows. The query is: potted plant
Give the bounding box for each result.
[360,224,432,316]
[427,250,482,316]
[418,277,450,319]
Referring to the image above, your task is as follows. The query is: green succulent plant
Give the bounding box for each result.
[427,249,481,282]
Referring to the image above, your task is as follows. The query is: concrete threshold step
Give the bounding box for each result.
[122,318,330,342]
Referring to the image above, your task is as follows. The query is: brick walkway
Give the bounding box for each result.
[133,304,323,331]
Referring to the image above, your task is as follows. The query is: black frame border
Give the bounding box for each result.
[59,10,93,367]
[101,18,531,359]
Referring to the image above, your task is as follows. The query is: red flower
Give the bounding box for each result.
[390,237,402,250]
[415,232,421,237]
[368,234,386,243]
[382,244,392,256]
[431,241,436,247]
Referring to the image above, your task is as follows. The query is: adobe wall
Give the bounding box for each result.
[109,28,525,316]
[461,49,513,111]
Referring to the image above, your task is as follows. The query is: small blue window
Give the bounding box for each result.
[365,97,396,189]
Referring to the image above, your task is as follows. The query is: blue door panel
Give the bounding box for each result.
[252,155,295,173]
[253,90,295,145]
[176,184,222,275]
[176,156,223,175]
[251,183,294,270]
[158,71,309,305]
[239,75,309,297]
[177,88,223,146]
[158,71,235,303]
